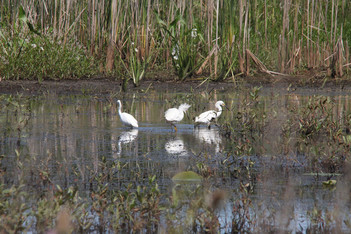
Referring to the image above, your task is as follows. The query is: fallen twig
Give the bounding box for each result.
[195,47,217,75]
[246,49,288,76]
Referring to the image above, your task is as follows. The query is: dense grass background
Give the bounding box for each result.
[0,0,350,82]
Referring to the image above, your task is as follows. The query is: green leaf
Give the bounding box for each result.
[172,171,202,182]
[154,11,167,27]
[56,184,62,192]
[18,6,41,36]
[18,6,27,23]
[322,179,337,186]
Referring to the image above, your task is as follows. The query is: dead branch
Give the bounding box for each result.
[195,46,217,75]
[246,49,288,76]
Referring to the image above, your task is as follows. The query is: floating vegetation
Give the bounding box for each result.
[172,171,203,182]
[1,88,351,232]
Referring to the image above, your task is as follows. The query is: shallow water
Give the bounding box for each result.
[1,88,351,232]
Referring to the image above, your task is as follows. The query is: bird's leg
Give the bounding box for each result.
[170,123,177,132]
[213,119,220,129]
[213,121,221,129]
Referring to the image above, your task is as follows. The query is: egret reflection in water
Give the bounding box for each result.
[116,129,138,156]
[1,91,351,232]
[165,138,188,157]
[194,128,222,153]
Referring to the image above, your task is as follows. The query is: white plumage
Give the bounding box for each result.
[165,103,191,131]
[117,100,138,128]
[194,100,225,128]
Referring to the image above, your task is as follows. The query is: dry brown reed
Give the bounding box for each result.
[1,0,350,78]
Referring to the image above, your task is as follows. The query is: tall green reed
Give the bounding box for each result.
[0,0,350,81]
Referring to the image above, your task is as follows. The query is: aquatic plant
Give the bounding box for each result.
[156,9,205,80]
[221,87,266,152]
[1,92,351,233]
[282,95,351,173]
[0,184,29,233]
[118,38,151,89]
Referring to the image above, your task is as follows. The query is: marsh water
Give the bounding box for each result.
[1,87,351,232]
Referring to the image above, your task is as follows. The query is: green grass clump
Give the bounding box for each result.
[0,32,97,81]
[0,6,98,81]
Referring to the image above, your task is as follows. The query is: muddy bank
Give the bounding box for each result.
[0,72,351,95]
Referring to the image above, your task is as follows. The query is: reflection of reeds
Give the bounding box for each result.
[1,0,350,79]
[2,92,351,232]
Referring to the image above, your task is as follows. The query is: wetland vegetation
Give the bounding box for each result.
[1,0,351,233]
[1,87,351,232]
[0,0,350,83]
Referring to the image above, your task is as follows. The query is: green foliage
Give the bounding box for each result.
[282,96,351,172]
[212,44,238,81]
[297,97,333,139]
[0,184,29,233]
[119,38,150,88]
[156,9,205,80]
[0,1,350,80]
[222,86,266,144]
[2,91,351,232]
[0,32,96,81]
[0,7,96,81]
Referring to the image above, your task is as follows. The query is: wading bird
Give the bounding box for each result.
[165,103,191,132]
[194,100,225,129]
[117,100,138,128]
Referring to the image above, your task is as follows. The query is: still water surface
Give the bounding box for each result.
[1,88,351,232]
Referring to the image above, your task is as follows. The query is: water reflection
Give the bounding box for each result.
[193,127,222,153]
[2,91,351,232]
[165,138,188,157]
[115,129,138,157]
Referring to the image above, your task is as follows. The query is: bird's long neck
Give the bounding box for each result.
[216,105,222,117]
[117,102,122,117]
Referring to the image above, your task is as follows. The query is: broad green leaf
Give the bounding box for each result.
[19,6,27,23]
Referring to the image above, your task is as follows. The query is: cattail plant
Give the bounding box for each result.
[0,0,350,81]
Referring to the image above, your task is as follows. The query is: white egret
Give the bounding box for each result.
[117,100,138,128]
[164,103,191,132]
[194,100,225,128]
